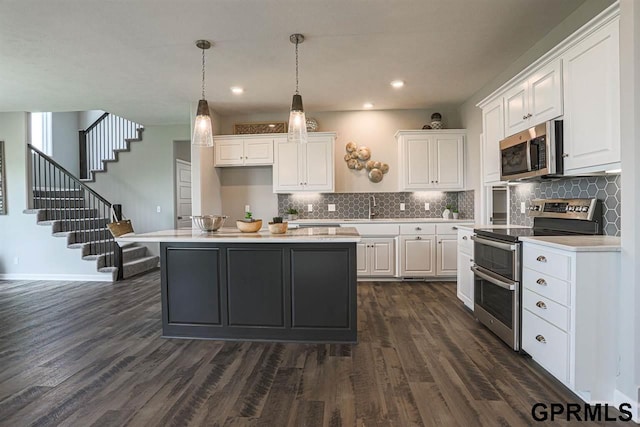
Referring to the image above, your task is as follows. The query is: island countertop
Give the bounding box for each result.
[117,226,361,243]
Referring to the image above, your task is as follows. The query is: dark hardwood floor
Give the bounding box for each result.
[0,272,624,426]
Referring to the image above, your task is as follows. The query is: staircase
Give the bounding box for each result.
[79,112,144,182]
[27,144,158,282]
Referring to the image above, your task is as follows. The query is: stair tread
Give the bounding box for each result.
[124,255,159,266]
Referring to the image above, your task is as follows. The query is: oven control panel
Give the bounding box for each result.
[528,198,597,220]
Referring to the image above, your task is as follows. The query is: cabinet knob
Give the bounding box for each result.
[536,278,547,286]
[523,115,528,120]
[462,236,467,240]
[299,182,303,185]
[535,301,547,309]
[452,226,458,230]
[536,255,547,263]
[535,335,547,343]
[416,236,422,240]
[415,227,422,231]
[527,113,533,118]
[562,153,569,158]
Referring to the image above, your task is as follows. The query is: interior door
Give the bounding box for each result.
[175,159,192,228]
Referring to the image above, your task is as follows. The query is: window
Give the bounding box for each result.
[30,112,52,155]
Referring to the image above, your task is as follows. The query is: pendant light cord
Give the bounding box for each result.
[295,39,299,95]
[201,47,206,100]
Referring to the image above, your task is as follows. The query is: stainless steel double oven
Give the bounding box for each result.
[471,198,603,352]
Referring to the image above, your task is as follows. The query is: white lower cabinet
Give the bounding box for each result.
[399,235,435,276]
[357,238,395,277]
[436,237,458,276]
[456,228,474,309]
[521,241,619,403]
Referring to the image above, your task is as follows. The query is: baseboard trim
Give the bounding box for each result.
[0,273,112,282]
[614,389,639,423]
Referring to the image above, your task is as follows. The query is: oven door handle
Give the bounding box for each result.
[471,266,517,291]
[471,235,518,251]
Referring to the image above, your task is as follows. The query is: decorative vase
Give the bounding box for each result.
[452,212,459,219]
[442,208,451,219]
[287,214,298,221]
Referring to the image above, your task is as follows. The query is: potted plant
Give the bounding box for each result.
[286,208,299,221]
[452,208,460,220]
[236,211,263,232]
[268,216,288,234]
[442,205,452,220]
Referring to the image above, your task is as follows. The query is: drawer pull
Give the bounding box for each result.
[452,226,458,230]
[536,255,547,263]
[535,335,547,343]
[462,236,468,240]
[535,301,547,309]
[416,236,422,240]
[415,227,422,231]
[536,278,547,286]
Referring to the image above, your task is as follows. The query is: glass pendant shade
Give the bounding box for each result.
[192,99,214,147]
[288,94,308,144]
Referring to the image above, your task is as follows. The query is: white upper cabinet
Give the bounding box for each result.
[214,136,274,167]
[396,130,465,191]
[481,97,504,184]
[562,18,620,174]
[273,133,335,193]
[504,59,563,137]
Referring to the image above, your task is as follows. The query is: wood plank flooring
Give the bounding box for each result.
[0,272,624,426]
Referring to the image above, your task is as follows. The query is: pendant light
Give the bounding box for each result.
[288,34,308,144]
[192,39,214,147]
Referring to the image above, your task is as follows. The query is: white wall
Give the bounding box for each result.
[78,110,106,130]
[618,0,640,416]
[51,111,79,176]
[215,108,462,219]
[0,112,107,280]
[458,0,615,223]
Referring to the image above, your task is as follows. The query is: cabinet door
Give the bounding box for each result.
[273,142,302,192]
[243,138,274,165]
[400,235,435,276]
[562,19,620,174]
[433,135,464,189]
[528,59,563,124]
[304,140,333,191]
[457,251,474,309]
[403,135,434,189]
[504,83,529,136]
[371,238,395,276]
[356,241,370,276]
[214,139,244,166]
[436,237,458,276]
[482,98,504,184]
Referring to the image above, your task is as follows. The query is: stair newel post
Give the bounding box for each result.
[113,204,124,281]
[79,130,87,180]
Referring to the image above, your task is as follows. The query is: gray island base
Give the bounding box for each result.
[118,227,359,343]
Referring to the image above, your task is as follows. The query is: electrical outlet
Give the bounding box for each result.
[156,205,161,213]
[521,202,526,213]
[424,203,430,211]
[245,205,250,212]
[400,203,406,211]
[13,257,19,265]
[328,204,336,212]
[307,204,313,212]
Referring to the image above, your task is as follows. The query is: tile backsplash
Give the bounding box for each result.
[277,191,474,220]
[509,175,621,236]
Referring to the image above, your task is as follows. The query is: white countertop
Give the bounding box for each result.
[519,235,621,252]
[116,227,361,243]
[290,218,474,224]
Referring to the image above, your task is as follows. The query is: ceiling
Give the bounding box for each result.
[0,0,585,125]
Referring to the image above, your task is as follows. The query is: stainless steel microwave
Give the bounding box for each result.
[500,120,564,181]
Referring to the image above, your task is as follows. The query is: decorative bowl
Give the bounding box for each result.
[191,215,228,232]
[268,222,288,234]
[236,219,262,233]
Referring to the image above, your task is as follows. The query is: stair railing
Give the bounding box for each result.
[78,112,144,180]
[29,144,124,280]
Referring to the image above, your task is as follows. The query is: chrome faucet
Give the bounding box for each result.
[368,195,377,219]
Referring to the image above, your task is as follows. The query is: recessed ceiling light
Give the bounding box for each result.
[230,87,244,94]
[363,102,374,109]
[390,80,405,88]
[268,124,276,128]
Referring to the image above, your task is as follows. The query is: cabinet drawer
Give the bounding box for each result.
[523,268,570,306]
[457,229,474,255]
[522,310,569,384]
[523,289,569,332]
[345,224,400,236]
[523,245,571,281]
[436,223,472,235]
[399,224,436,235]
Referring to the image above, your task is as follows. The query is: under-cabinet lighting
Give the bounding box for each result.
[363,102,374,109]
[412,191,444,200]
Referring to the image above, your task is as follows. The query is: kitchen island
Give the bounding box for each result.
[118,227,359,343]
